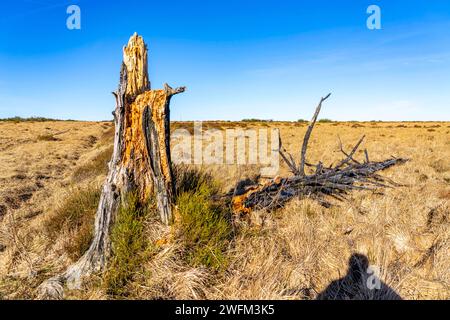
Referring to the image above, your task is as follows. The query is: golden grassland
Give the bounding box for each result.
[0,119,449,299]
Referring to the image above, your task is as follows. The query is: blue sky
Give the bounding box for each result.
[1,0,449,121]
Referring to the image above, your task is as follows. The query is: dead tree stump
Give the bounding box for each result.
[38,33,184,298]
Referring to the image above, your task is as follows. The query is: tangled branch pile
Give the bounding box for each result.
[232,94,409,214]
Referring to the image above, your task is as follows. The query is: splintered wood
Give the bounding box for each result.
[117,33,184,224]
[38,33,185,298]
[232,94,408,215]
[123,33,150,97]
[122,89,175,204]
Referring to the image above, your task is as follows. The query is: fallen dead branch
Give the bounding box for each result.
[232,94,409,214]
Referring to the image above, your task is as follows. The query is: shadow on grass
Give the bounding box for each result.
[317,253,402,300]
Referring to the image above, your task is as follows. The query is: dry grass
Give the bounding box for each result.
[37,134,61,142]
[0,120,449,300]
[43,185,101,261]
[71,146,113,182]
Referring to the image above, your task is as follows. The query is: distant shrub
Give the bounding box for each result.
[318,119,333,123]
[297,119,308,123]
[0,116,62,123]
[242,119,273,122]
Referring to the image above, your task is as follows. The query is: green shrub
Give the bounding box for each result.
[173,165,215,197]
[104,193,152,297]
[176,183,232,270]
[318,118,333,123]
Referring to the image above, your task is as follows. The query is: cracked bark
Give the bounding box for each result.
[38,33,184,299]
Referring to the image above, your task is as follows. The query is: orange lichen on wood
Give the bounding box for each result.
[232,176,283,215]
[118,33,175,203]
[137,90,173,184]
[121,94,151,198]
[121,89,173,200]
[232,188,259,215]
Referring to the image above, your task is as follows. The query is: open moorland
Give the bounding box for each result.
[0,120,449,299]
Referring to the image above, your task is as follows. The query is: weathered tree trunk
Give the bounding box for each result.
[38,33,184,299]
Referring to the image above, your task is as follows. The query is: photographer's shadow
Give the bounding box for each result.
[317,253,402,300]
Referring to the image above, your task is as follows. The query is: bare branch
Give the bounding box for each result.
[299,93,331,176]
[278,135,299,174]
[338,140,360,165]
[364,149,370,163]
[336,135,365,169]
[164,83,186,96]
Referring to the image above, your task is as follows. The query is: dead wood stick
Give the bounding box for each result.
[364,149,370,163]
[164,83,186,96]
[335,135,365,169]
[299,93,331,176]
[337,136,361,165]
[52,129,71,136]
[278,135,299,174]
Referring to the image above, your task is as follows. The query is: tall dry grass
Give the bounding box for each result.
[0,121,449,299]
